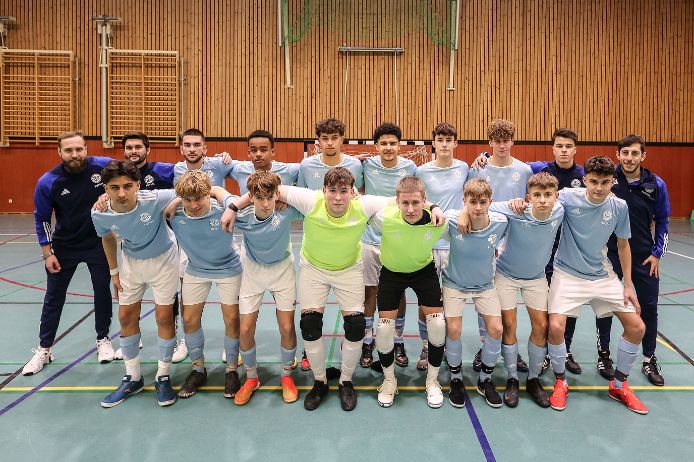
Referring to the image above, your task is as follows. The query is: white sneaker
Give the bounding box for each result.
[377,377,398,408]
[426,379,444,409]
[221,350,243,366]
[96,338,115,363]
[22,347,54,376]
[113,339,143,360]
[172,338,188,363]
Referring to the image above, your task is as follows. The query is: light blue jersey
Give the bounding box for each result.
[235,205,302,265]
[232,161,300,195]
[554,188,630,280]
[173,157,237,187]
[490,201,565,280]
[442,210,508,292]
[416,159,469,250]
[297,154,364,190]
[467,158,532,201]
[92,190,176,260]
[361,156,417,246]
[169,195,242,279]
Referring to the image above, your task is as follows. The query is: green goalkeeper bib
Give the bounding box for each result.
[379,206,445,273]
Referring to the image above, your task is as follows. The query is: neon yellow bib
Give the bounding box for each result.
[301,191,368,271]
[380,206,445,273]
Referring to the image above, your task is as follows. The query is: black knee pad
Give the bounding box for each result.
[300,311,323,342]
[343,313,366,342]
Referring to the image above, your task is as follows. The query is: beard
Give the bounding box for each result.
[63,158,88,174]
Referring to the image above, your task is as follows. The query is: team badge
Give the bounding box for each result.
[601,210,613,224]
[209,218,220,230]
[424,231,433,241]
[485,175,492,183]
[454,170,462,178]
[571,208,581,215]
[144,175,155,187]
[511,172,521,182]
[139,212,152,225]
[91,174,101,184]
[645,188,654,194]
[571,179,581,188]
[398,169,406,177]
[271,215,281,230]
[371,169,379,176]
[488,233,498,245]
[206,171,214,179]
[110,224,119,230]
[455,234,464,240]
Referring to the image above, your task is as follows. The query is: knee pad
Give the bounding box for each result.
[375,318,396,352]
[300,311,323,342]
[343,313,366,342]
[425,313,446,347]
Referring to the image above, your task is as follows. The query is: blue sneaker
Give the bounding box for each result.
[155,375,177,407]
[101,375,144,408]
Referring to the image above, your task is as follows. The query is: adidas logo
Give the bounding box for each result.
[61,188,70,195]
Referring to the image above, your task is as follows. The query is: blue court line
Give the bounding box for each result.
[0,259,41,275]
[0,307,155,418]
[463,389,496,461]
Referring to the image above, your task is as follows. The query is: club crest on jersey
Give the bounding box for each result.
[110,224,119,230]
[371,169,379,176]
[571,208,581,215]
[571,179,581,188]
[454,233,464,240]
[144,175,155,187]
[398,169,406,176]
[488,233,498,246]
[206,171,214,180]
[91,174,102,184]
[601,210,613,224]
[139,212,152,225]
[511,172,521,182]
[423,231,433,241]
[209,218,220,230]
[454,170,462,178]
[271,215,281,230]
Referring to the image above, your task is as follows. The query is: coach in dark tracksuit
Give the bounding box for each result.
[24,132,114,376]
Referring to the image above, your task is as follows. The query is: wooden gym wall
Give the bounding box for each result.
[0,0,691,141]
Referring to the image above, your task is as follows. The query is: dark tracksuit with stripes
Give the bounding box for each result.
[33,156,113,347]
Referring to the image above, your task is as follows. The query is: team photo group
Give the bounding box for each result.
[27,116,669,416]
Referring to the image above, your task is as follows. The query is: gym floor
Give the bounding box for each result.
[0,215,692,461]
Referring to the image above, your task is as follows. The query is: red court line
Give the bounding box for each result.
[659,288,694,297]
[0,234,30,246]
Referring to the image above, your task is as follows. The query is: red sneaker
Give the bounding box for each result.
[233,377,260,406]
[300,350,311,371]
[281,376,299,403]
[609,380,648,414]
[549,378,569,411]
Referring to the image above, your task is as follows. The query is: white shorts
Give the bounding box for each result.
[442,285,501,317]
[239,254,296,315]
[362,243,382,286]
[548,267,636,318]
[432,249,450,278]
[494,272,549,312]
[182,273,241,305]
[120,245,179,306]
[299,257,365,313]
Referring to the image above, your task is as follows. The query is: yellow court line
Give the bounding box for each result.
[3,385,694,392]
[656,336,678,353]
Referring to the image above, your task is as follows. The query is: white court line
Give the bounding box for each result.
[669,251,694,261]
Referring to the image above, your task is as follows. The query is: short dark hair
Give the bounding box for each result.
[617,134,645,153]
[432,123,458,140]
[584,156,615,177]
[551,128,578,144]
[247,129,274,147]
[122,132,150,149]
[57,131,85,148]
[101,160,141,184]
[373,122,402,143]
[247,171,281,197]
[323,167,355,188]
[181,128,205,142]
[315,118,346,137]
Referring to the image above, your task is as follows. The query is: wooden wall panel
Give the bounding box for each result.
[0,0,691,142]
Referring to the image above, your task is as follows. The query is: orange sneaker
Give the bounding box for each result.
[549,378,569,411]
[609,380,648,414]
[281,376,299,403]
[233,378,260,406]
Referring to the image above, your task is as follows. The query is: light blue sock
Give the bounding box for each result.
[480,335,501,381]
[478,313,487,348]
[614,337,639,388]
[158,336,176,363]
[445,336,463,380]
[394,316,405,344]
[120,333,141,361]
[548,341,567,381]
[240,347,258,378]
[527,340,547,380]
[224,336,240,371]
[364,316,374,345]
[418,319,428,342]
[185,328,205,372]
[502,343,519,380]
[280,346,296,376]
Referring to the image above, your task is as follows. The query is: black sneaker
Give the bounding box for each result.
[526,377,550,408]
[179,369,207,398]
[642,356,664,386]
[597,350,615,380]
[516,354,529,373]
[224,370,241,398]
[359,342,374,368]
[394,343,409,367]
[304,380,329,411]
[540,354,550,376]
[472,348,483,373]
[338,381,358,411]
[565,352,582,374]
[448,378,466,408]
[476,378,502,408]
[503,377,520,407]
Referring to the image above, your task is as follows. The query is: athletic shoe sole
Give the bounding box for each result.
[448,398,466,408]
[550,403,566,411]
[476,387,503,408]
[378,400,394,408]
[427,400,443,409]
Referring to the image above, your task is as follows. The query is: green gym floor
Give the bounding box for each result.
[0,215,692,461]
